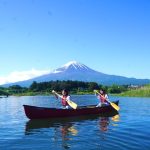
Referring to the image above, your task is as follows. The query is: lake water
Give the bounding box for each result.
[0,95,150,150]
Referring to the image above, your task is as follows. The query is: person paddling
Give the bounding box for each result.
[52,89,71,109]
[95,89,109,107]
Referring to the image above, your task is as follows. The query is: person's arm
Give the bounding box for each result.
[105,94,109,101]
[66,96,71,100]
[52,90,62,99]
[94,92,100,99]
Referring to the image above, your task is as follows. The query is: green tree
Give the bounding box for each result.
[30,81,38,91]
[88,82,99,91]
[9,85,23,93]
[108,84,122,93]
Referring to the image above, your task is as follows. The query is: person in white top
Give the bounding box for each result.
[53,89,71,109]
[96,89,109,107]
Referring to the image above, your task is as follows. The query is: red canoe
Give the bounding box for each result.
[23,101,119,119]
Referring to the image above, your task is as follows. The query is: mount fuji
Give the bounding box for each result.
[3,61,150,87]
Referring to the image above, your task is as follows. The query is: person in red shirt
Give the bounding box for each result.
[53,89,70,109]
[61,89,70,109]
[96,89,109,107]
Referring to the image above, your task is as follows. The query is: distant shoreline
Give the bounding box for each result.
[1,82,150,98]
[7,91,150,97]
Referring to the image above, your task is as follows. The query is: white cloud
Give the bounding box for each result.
[0,69,51,85]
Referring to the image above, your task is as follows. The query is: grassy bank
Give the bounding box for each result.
[118,85,150,97]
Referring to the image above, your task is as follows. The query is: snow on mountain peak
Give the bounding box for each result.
[63,61,78,67]
[52,61,92,74]
[63,61,89,70]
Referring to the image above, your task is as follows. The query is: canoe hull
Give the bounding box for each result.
[23,101,119,119]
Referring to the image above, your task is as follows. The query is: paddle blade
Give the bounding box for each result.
[110,102,120,111]
[67,100,78,109]
[112,114,120,122]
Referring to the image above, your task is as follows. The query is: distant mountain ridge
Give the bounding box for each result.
[2,61,150,87]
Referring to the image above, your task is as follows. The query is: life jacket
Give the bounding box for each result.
[62,95,69,106]
[99,94,107,103]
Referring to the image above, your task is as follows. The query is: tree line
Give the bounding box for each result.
[0,80,129,95]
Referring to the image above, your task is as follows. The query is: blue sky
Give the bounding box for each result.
[0,0,150,84]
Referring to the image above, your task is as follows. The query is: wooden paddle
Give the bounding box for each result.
[94,90,120,111]
[52,90,77,109]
